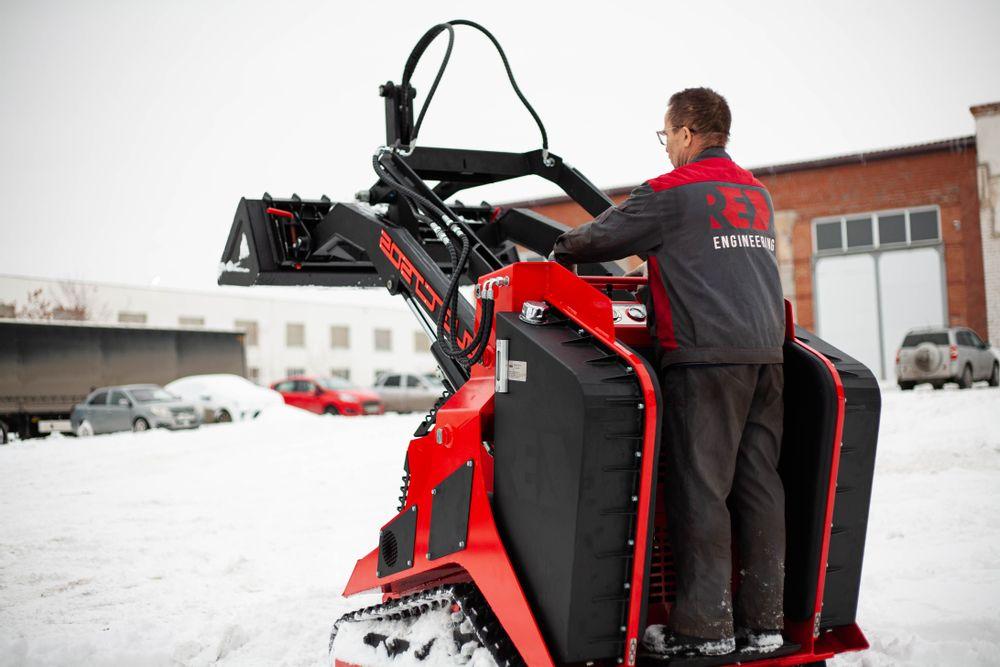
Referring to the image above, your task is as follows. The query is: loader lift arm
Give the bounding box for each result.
[218,18,627,389]
[219,124,623,391]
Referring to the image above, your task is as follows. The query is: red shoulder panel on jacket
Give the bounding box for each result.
[646,158,765,192]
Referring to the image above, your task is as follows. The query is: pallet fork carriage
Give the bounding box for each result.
[219,20,880,667]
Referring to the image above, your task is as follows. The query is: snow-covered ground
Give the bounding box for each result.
[1,388,998,666]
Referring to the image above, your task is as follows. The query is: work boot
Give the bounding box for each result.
[736,627,784,653]
[642,625,736,657]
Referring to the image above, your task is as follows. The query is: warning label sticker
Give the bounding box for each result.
[508,360,527,382]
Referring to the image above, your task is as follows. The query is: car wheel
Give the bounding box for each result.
[323,405,340,416]
[989,362,999,387]
[1,420,8,444]
[958,365,973,389]
[898,381,915,391]
[76,419,95,437]
[133,418,150,432]
[932,383,944,390]
[216,409,233,423]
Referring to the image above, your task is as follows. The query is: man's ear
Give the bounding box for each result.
[681,126,694,147]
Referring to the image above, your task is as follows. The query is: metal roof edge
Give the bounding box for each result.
[499,135,977,207]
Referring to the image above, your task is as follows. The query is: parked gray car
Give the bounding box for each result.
[373,372,445,413]
[895,326,999,390]
[70,385,201,436]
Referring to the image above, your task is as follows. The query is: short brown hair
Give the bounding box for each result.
[667,87,731,147]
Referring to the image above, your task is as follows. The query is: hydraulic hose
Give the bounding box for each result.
[371,153,490,368]
[400,20,548,154]
[375,19,543,368]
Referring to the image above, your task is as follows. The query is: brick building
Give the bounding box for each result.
[506,105,999,380]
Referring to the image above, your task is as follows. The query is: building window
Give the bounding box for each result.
[877,213,906,245]
[179,316,205,327]
[330,368,351,380]
[0,303,13,318]
[247,367,260,384]
[330,325,350,349]
[813,207,941,255]
[52,307,84,321]
[909,210,940,241]
[845,217,873,249]
[286,367,306,377]
[118,311,147,324]
[235,320,259,346]
[814,221,842,252]
[374,328,392,351]
[414,331,432,353]
[286,323,305,347]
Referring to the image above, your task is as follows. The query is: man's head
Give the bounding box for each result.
[661,87,731,168]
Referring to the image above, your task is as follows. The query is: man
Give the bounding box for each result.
[551,88,786,657]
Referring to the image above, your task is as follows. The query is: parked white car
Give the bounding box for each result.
[165,374,283,423]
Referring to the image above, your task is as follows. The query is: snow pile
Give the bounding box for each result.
[1,388,999,666]
[0,406,406,666]
[836,385,1000,666]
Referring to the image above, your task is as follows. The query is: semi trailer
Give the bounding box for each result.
[0,319,246,443]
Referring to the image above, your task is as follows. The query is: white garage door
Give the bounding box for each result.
[815,254,882,377]
[815,248,945,379]
[878,248,946,379]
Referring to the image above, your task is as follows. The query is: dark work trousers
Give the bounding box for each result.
[660,363,785,640]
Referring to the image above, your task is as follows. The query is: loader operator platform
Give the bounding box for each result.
[552,88,786,658]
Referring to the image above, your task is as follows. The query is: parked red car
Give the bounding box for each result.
[270,376,385,416]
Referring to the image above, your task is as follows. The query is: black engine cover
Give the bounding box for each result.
[493,313,649,664]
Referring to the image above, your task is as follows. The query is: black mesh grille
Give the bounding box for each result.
[380,530,399,567]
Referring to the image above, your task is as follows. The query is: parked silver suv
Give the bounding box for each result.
[895,327,999,390]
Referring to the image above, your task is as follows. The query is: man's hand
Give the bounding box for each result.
[546,250,577,274]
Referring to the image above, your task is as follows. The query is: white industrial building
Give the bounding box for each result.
[0,274,436,387]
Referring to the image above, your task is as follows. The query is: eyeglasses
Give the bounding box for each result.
[656,126,697,145]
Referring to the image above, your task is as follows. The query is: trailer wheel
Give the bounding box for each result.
[76,420,94,437]
[958,364,973,389]
[133,418,150,432]
[932,382,944,390]
[898,381,915,391]
[989,362,999,387]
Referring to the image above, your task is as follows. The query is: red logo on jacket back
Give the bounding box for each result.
[705,185,772,231]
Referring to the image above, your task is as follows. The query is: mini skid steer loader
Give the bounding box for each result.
[218,21,881,667]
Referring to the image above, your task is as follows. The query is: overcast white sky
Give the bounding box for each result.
[2,0,999,291]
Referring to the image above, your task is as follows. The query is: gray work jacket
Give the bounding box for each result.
[552,147,785,368]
